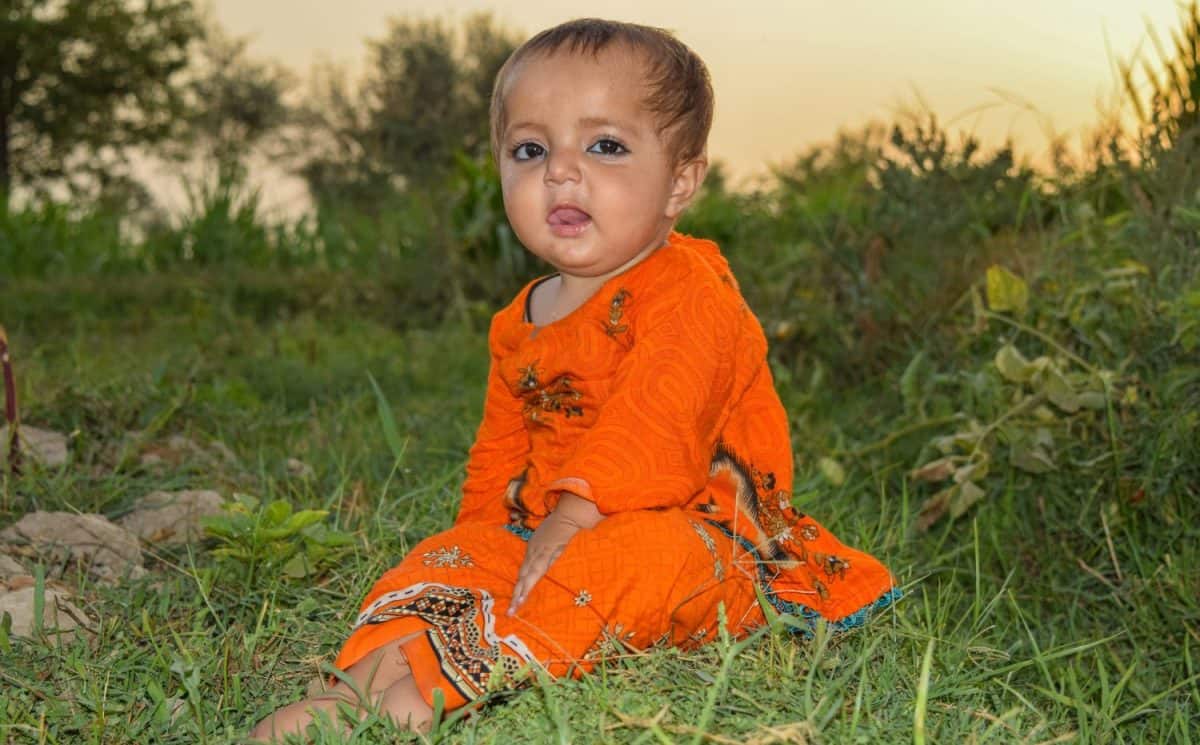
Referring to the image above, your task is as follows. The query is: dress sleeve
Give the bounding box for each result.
[541,283,755,514]
[455,325,531,525]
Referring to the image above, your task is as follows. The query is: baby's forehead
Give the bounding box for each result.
[504,45,653,95]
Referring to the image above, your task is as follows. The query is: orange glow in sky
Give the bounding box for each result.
[210,0,1181,183]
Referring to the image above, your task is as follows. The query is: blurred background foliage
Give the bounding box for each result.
[1,1,1199,523]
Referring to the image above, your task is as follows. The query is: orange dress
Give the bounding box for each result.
[334,232,898,710]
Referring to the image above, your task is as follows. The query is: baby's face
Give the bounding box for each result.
[497,46,695,283]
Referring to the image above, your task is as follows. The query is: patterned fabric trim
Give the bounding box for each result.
[705,520,901,637]
[352,582,538,702]
[504,524,534,541]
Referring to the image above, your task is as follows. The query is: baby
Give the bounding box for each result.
[252,17,898,741]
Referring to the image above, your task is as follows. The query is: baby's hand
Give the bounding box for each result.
[509,493,603,615]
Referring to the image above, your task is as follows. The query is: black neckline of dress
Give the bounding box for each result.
[523,273,561,324]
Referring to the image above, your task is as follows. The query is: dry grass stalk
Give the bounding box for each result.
[0,325,19,475]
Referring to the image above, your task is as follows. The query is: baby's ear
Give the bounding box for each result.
[665,157,709,219]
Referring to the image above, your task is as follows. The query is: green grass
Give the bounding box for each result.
[3,5,1199,741]
[1,245,1196,744]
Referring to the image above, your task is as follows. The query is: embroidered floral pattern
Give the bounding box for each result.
[689,520,725,580]
[521,374,584,422]
[605,289,631,337]
[422,546,474,568]
[574,589,592,607]
[822,554,851,578]
[799,524,820,541]
[582,622,637,661]
[517,362,541,392]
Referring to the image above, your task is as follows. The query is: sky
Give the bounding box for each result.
[201,0,1183,211]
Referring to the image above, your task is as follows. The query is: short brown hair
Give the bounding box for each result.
[489,18,714,165]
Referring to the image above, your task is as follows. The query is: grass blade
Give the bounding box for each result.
[367,370,408,465]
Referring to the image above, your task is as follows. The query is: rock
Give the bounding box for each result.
[208,440,237,464]
[117,490,223,545]
[0,425,69,468]
[286,458,314,479]
[133,434,237,469]
[0,554,26,581]
[0,585,91,638]
[0,512,144,582]
[138,452,166,468]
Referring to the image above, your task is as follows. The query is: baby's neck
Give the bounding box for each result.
[528,275,582,327]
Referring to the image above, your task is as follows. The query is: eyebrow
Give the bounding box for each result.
[578,116,639,132]
[505,117,643,136]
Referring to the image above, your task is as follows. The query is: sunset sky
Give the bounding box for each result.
[208,0,1182,194]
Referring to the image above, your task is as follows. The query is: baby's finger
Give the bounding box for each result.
[509,579,531,615]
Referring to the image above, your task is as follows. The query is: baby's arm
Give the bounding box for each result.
[456,322,532,525]
[508,492,601,615]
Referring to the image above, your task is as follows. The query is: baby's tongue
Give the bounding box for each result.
[550,207,590,225]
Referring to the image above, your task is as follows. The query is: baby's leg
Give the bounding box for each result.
[249,632,433,742]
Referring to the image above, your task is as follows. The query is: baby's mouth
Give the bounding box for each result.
[547,206,592,236]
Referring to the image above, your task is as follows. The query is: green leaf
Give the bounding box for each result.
[262,500,292,526]
[305,525,355,547]
[281,553,311,579]
[899,350,930,415]
[994,343,1035,383]
[0,611,11,654]
[200,516,240,540]
[986,265,1029,315]
[1010,442,1057,474]
[283,509,329,533]
[1035,366,1080,413]
[1077,391,1107,410]
[753,582,785,636]
[367,371,409,465]
[818,457,846,486]
[949,480,986,519]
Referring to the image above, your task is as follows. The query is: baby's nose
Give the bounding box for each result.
[544,150,582,185]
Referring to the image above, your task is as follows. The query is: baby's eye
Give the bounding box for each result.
[588,138,628,156]
[512,142,546,161]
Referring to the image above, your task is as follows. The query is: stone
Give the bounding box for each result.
[0,512,144,582]
[286,458,314,479]
[117,490,224,545]
[133,434,237,469]
[208,440,237,464]
[0,425,69,468]
[0,554,26,580]
[0,585,90,638]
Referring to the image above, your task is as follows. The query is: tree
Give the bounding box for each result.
[295,12,521,207]
[180,22,292,183]
[0,0,199,197]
